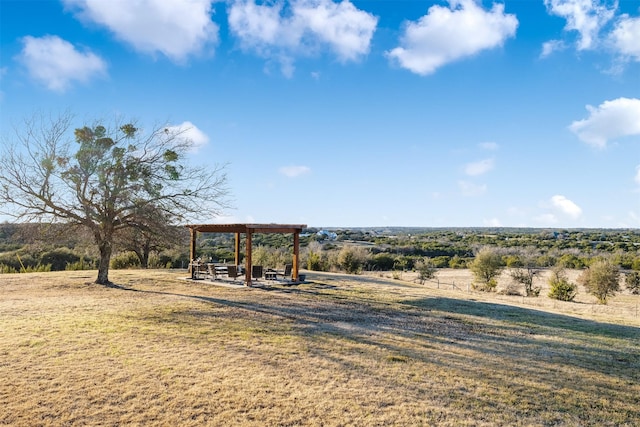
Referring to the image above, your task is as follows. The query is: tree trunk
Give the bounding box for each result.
[96,239,112,285]
[141,239,151,268]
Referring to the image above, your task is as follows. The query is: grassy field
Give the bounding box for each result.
[1,269,639,426]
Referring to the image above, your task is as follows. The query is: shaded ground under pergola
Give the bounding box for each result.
[185,223,307,286]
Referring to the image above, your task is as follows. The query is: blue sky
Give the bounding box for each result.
[1,0,639,228]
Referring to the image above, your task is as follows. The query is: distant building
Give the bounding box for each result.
[316,230,338,241]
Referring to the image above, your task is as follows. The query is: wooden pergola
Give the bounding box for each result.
[185,223,307,286]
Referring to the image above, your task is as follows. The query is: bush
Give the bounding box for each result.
[338,246,368,274]
[0,264,18,274]
[39,247,80,271]
[23,264,51,273]
[625,271,640,295]
[448,255,466,269]
[548,267,577,302]
[578,259,620,304]
[503,255,523,268]
[415,257,437,285]
[470,248,503,292]
[510,268,541,297]
[370,253,396,271]
[110,251,141,269]
[306,249,324,271]
[500,281,522,296]
[65,257,94,271]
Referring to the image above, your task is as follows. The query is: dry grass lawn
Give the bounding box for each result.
[1,269,639,426]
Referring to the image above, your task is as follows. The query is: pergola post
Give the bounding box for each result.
[234,232,241,266]
[293,231,300,281]
[189,227,197,273]
[245,231,252,287]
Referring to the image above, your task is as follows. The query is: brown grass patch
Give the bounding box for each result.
[1,269,639,426]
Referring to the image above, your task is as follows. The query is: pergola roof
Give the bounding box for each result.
[185,223,307,234]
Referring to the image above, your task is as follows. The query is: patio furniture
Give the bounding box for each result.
[276,264,293,281]
[227,265,240,280]
[252,265,263,281]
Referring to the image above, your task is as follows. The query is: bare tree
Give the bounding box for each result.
[0,112,229,285]
[114,205,188,268]
[509,250,541,297]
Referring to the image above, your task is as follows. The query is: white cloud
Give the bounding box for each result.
[166,121,209,152]
[18,35,106,92]
[279,165,311,177]
[540,39,567,57]
[550,195,583,218]
[569,97,640,148]
[228,0,377,75]
[294,0,378,61]
[386,0,518,75]
[544,0,616,51]
[479,141,499,150]
[610,14,640,61]
[458,180,487,196]
[63,0,218,63]
[465,158,495,176]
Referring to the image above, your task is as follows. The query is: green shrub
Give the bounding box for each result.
[370,253,395,271]
[306,250,323,271]
[625,271,640,295]
[470,248,503,292]
[39,247,79,271]
[448,255,466,269]
[338,246,368,274]
[415,257,437,285]
[110,251,141,269]
[0,264,18,274]
[65,257,94,271]
[548,268,577,302]
[24,264,51,273]
[577,259,620,304]
[503,255,523,268]
[557,254,585,269]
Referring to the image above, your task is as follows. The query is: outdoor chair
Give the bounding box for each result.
[252,265,263,281]
[227,265,239,280]
[276,264,292,281]
[207,264,218,280]
[195,262,208,280]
